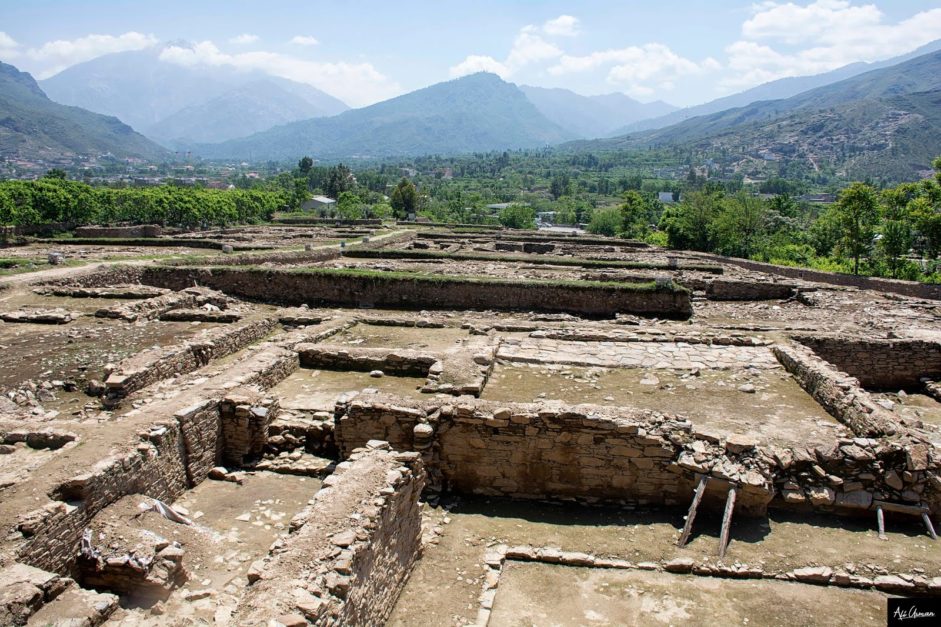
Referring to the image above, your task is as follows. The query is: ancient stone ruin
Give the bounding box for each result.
[0,224,940,625]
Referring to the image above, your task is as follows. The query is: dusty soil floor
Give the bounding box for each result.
[108,471,319,626]
[481,362,843,447]
[272,367,430,412]
[389,496,936,627]
[0,316,220,390]
[332,323,473,351]
[489,562,887,627]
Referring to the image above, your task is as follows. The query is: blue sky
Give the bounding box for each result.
[1,0,939,107]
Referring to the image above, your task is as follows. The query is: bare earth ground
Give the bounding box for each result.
[272,367,431,412]
[489,562,886,627]
[389,497,937,627]
[108,471,319,626]
[482,363,843,447]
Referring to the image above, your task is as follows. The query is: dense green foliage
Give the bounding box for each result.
[0,177,287,227]
[657,158,941,281]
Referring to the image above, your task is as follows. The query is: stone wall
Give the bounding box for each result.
[74,225,163,238]
[793,335,941,389]
[706,279,796,301]
[296,344,437,376]
[334,396,775,515]
[235,443,425,625]
[219,388,278,465]
[9,345,298,576]
[333,394,941,517]
[773,343,900,437]
[104,317,277,399]
[131,266,693,318]
[694,252,941,301]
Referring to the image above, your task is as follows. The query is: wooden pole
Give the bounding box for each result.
[677,476,708,547]
[718,486,737,558]
[877,506,887,540]
[923,512,938,541]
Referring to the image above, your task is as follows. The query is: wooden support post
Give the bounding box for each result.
[677,476,708,548]
[923,512,938,541]
[877,506,886,540]
[718,486,737,559]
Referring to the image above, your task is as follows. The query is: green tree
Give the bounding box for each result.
[711,192,767,258]
[498,204,536,229]
[619,191,650,238]
[298,156,313,175]
[835,182,880,275]
[336,191,363,220]
[390,178,418,220]
[43,168,67,180]
[325,164,354,199]
[586,206,620,236]
[549,173,571,200]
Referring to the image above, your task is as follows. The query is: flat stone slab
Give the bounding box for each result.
[0,308,79,324]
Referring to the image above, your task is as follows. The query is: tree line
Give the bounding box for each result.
[590,157,941,282]
[0,175,288,228]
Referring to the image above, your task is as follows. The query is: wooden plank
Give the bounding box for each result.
[877,506,887,540]
[923,512,938,541]
[718,486,737,558]
[872,500,929,515]
[677,476,708,548]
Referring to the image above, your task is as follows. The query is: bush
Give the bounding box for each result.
[586,207,621,236]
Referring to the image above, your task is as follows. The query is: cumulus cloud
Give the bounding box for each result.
[549,44,720,96]
[0,31,20,59]
[289,35,320,46]
[159,41,399,107]
[723,1,941,90]
[449,16,571,79]
[27,32,158,78]
[229,33,259,45]
[542,15,580,37]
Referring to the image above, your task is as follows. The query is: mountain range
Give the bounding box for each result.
[614,38,941,135]
[518,85,676,138]
[40,46,349,147]
[3,38,941,180]
[192,72,576,160]
[567,48,941,180]
[0,61,165,161]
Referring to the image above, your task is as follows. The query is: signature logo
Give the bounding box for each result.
[893,606,936,622]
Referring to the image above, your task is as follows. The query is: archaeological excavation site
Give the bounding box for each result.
[2,222,941,626]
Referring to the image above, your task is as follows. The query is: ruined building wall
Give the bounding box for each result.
[773,343,900,437]
[235,445,425,625]
[334,397,774,514]
[792,336,941,389]
[132,266,692,318]
[10,347,298,576]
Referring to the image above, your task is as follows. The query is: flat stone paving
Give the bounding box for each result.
[489,562,887,627]
[496,338,779,369]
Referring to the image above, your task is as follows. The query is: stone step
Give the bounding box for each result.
[26,586,118,627]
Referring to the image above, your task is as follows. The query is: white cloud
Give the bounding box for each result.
[28,32,158,78]
[449,18,566,79]
[0,31,20,59]
[159,41,399,107]
[549,44,719,95]
[229,33,259,45]
[289,35,320,46]
[448,55,509,79]
[724,1,941,90]
[542,15,580,37]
